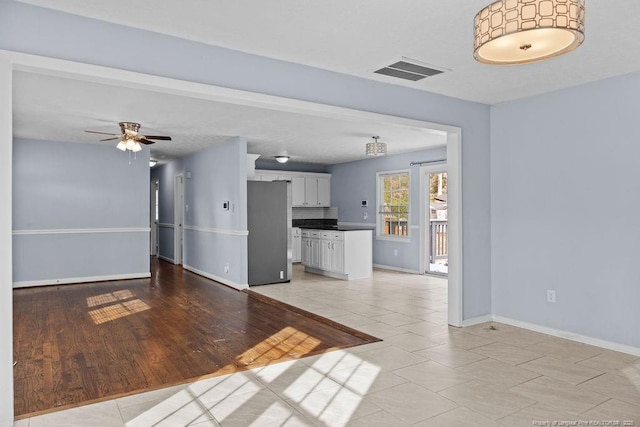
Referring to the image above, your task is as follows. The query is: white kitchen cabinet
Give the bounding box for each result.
[301,232,310,265]
[302,229,371,280]
[292,227,302,263]
[253,172,276,182]
[317,177,331,206]
[254,170,330,207]
[301,230,321,268]
[291,176,306,206]
[310,236,321,267]
[320,231,344,273]
[320,232,333,271]
[298,177,331,207]
[304,178,319,206]
[330,233,344,273]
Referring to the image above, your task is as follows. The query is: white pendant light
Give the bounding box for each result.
[366,136,387,156]
[125,138,136,150]
[474,0,585,65]
[116,140,127,151]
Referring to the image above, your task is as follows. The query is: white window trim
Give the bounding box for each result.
[376,169,411,242]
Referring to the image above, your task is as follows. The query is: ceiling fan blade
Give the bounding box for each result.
[139,139,156,145]
[100,137,120,142]
[85,130,119,136]
[142,135,172,141]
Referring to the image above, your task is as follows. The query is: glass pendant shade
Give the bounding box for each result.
[366,136,387,156]
[116,140,127,151]
[474,0,585,65]
[125,138,136,150]
[132,142,142,152]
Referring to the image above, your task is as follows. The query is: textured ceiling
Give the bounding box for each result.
[13,72,447,164]
[18,0,640,105]
[12,0,640,165]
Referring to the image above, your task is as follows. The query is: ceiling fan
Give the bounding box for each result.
[85,122,171,152]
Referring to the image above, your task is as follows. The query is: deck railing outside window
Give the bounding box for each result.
[381,205,408,236]
[430,219,448,262]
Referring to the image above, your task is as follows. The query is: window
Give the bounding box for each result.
[377,171,410,239]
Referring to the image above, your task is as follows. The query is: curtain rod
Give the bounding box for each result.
[409,159,446,166]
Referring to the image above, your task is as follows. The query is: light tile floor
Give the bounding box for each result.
[14,266,640,426]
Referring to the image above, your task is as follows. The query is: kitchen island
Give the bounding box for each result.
[300,228,372,280]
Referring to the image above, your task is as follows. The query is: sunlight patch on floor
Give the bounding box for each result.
[88,299,150,324]
[623,362,640,390]
[236,326,322,367]
[125,348,380,426]
[86,289,135,307]
[286,350,380,426]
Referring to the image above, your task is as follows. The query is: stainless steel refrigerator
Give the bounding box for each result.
[247,180,292,285]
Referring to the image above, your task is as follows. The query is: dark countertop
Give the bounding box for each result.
[297,225,375,232]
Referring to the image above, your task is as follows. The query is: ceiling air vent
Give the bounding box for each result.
[374,60,444,82]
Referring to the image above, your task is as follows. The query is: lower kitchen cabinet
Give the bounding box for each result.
[301,229,372,280]
[301,230,321,268]
[292,227,302,263]
[320,231,343,272]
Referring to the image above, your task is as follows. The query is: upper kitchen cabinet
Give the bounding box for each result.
[316,177,330,206]
[304,176,330,207]
[291,177,305,206]
[253,170,331,207]
[297,175,331,207]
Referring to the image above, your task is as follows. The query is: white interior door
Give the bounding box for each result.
[150,181,159,256]
[174,174,184,265]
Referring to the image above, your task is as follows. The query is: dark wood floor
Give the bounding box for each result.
[13,259,379,418]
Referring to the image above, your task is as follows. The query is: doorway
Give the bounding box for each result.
[174,174,184,265]
[420,165,448,276]
[427,170,448,275]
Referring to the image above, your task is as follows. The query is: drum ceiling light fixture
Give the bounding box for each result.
[473,0,585,65]
[366,136,387,156]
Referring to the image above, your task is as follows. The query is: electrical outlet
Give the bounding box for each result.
[224,263,229,273]
[547,290,556,303]
[280,271,284,279]
[363,212,368,220]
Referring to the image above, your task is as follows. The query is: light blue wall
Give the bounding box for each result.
[151,137,248,286]
[1,1,491,316]
[12,139,150,284]
[491,72,640,348]
[330,147,447,272]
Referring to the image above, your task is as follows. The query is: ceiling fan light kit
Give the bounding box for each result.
[116,140,127,151]
[366,136,387,156]
[85,121,172,155]
[474,0,585,65]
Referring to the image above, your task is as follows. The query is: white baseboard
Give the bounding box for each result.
[13,272,151,288]
[183,264,248,291]
[462,314,493,327]
[158,255,174,263]
[373,263,420,274]
[493,315,640,357]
